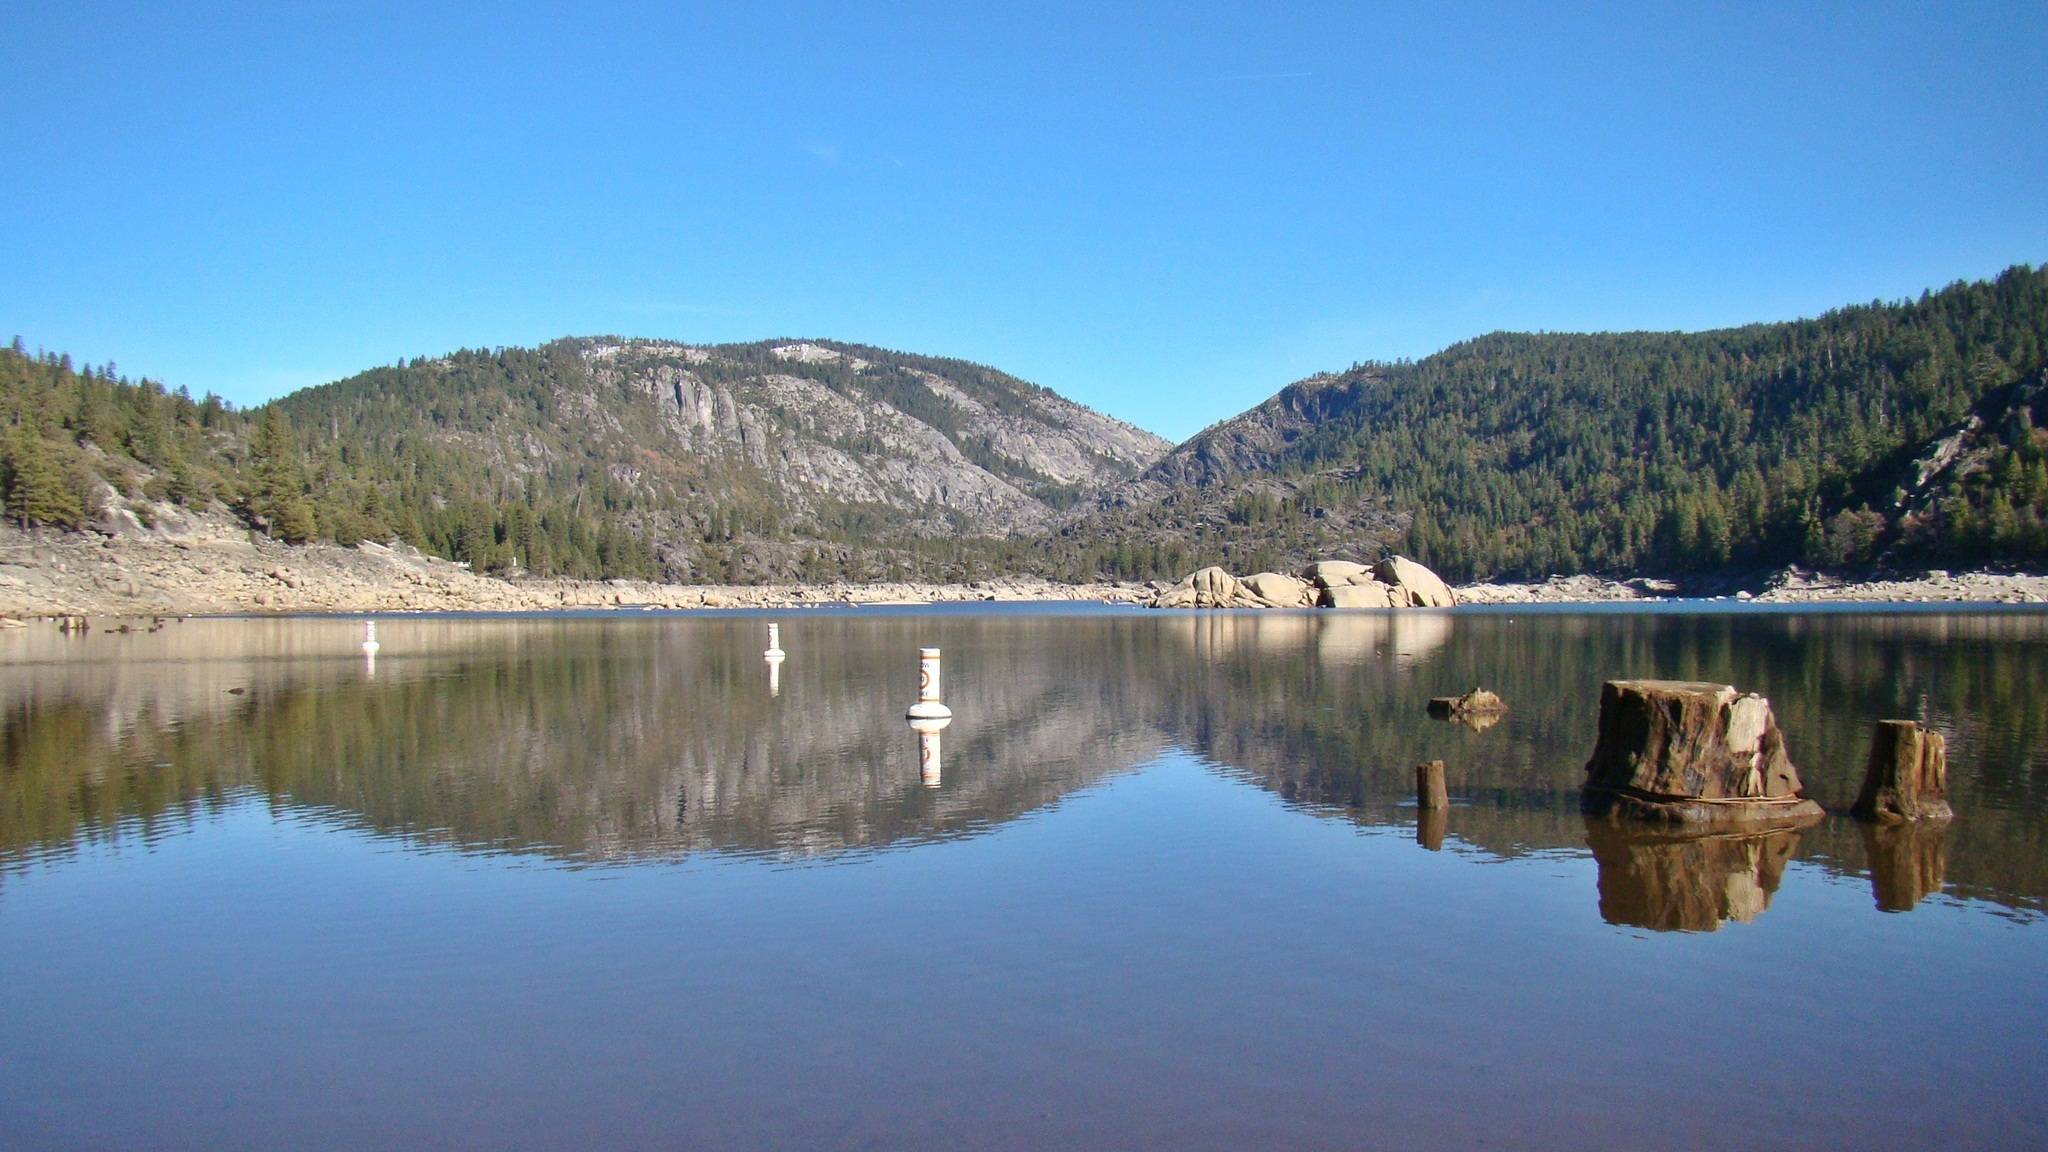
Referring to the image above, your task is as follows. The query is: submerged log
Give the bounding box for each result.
[1581,680,1823,824]
[1851,720,1953,823]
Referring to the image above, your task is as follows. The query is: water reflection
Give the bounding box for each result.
[2,609,2046,921]
[1863,820,1951,912]
[910,717,948,789]
[1587,821,1808,932]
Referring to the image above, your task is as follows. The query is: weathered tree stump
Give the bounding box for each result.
[1581,680,1824,824]
[1851,720,1953,823]
[1416,759,1448,811]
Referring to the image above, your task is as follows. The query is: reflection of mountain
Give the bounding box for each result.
[0,618,1166,867]
[3,611,2046,918]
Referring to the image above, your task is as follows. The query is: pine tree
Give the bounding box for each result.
[3,427,84,529]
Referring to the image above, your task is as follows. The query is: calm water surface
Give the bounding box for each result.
[2,607,2045,1150]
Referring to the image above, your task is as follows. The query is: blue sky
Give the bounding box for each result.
[4,2,2044,441]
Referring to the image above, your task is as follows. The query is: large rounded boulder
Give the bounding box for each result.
[1372,555,1457,607]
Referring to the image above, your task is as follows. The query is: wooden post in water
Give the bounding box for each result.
[1416,759,1448,810]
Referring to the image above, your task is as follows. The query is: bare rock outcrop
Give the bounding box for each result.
[1321,582,1396,608]
[1374,555,1457,607]
[1581,680,1824,825]
[1241,572,1316,607]
[1149,555,1459,611]
[1154,566,1266,608]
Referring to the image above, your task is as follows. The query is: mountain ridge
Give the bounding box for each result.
[3,265,2045,586]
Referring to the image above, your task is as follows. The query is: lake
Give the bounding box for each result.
[2,606,2045,1150]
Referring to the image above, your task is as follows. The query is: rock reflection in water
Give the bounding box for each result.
[1861,820,1950,912]
[1586,820,1810,932]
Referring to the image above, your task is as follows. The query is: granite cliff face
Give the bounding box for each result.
[575,339,1168,534]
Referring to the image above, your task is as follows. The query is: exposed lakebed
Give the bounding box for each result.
[2,606,2045,1149]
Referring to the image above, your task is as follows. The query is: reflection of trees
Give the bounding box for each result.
[1149,609,2048,917]
[2,611,2045,917]
[0,617,1166,868]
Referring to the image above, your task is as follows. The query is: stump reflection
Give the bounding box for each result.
[1586,819,1811,932]
[1861,820,1949,912]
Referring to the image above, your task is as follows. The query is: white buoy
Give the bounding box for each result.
[764,622,785,659]
[910,714,950,788]
[906,647,952,720]
[361,620,380,656]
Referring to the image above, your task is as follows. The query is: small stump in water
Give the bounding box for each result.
[1415,759,1449,810]
[1428,688,1507,718]
[1851,720,1953,823]
[1581,680,1823,825]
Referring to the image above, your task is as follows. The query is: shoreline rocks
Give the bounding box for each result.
[3,511,2045,619]
[1149,555,1458,610]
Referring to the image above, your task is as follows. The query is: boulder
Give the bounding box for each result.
[1851,720,1953,823]
[1300,559,1373,589]
[1372,555,1457,607]
[1581,680,1824,824]
[1587,822,1806,932]
[1321,582,1396,609]
[1241,572,1315,608]
[1153,566,1259,608]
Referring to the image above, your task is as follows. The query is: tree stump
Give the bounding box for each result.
[1851,720,1953,823]
[1416,759,1448,810]
[1581,680,1823,824]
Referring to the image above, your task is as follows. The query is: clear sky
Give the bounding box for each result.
[4,2,2044,441]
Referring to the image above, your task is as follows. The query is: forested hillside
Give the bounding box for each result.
[1073,264,2048,580]
[0,337,1167,582]
[4,266,2045,586]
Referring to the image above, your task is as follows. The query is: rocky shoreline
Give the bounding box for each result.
[2,516,2044,621]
